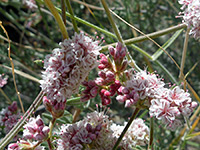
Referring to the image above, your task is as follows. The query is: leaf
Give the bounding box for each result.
[152,29,183,61]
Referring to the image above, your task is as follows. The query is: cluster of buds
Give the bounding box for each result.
[8,116,48,150]
[178,0,200,39]
[0,74,8,88]
[57,111,149,149]
[22,0,36,10]
[23,115,50,141]
[8,140,44,150]
[43,96,66,118]
[81,42,127,105]
[0,101,21,134]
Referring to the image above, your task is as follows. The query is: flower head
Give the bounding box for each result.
[0,101,21,134]
[40,33,101,104]
[178,0,200,39]
[149,86,198,131]
[23,115,50,141]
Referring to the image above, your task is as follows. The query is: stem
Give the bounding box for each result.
[100,0,123,42]
[61,0,67,26]
[47,138,53,150]
[44,0,69,39]
[72,108,81,123]
[112,107,140,150]
[65,0,79,33]
[179,28,190,80]
[0,21,25,114]
[148,117,154,150]
[101,25,187,51]
[100,0,141,71]
[49,117,56,139]
[0,88,12,104]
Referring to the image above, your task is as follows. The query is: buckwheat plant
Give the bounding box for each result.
[178,0,200,39]
[0,0,199,150]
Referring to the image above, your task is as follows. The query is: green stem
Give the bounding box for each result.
[100,0,140,71]
[47,138,53,150]
[100,0,122,42]
[65,0,79,33]
[36,0,51,39]
[148,117,154,150]
[112,107,141,150]
[0,88,12,104]
[0,91,44,149]
[61,0,67,26]
[101,24,187,51]
[44,0,69,39]
[179,28,190,80]
[49,117,56,139]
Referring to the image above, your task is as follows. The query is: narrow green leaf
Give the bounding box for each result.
[152,29,183,61]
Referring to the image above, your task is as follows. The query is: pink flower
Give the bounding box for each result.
[116,70,165,107]
[0,74,8,88]
[0,101,21,134]
[178,0,200,39]
[23,115,50,141]
[149,86,197,130]
[40,33,101,104]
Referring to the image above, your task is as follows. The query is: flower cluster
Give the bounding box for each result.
[0,101,21,135]
[0,74,8,88]
[81,42,127,105]
[57,111,149,150]
[23,0,36,10]
[43,96,66,118]
[111,118,149,148]
[8,115,48,150]
[40,33,101,105]
[149,86,197,130]
[116,70,165,107]
[115,69,197,130]
[178,0,200,39]
[23,115,50,141]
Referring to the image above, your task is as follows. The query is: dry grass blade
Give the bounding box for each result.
[0,21,25,114]
[0,64,40,83]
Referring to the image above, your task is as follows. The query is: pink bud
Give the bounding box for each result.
[90,86,98,97]
[8,143,19,150]
[86,123,93,132]
[88,133,96,140]
[36,118,44,126]
[108,46,115,56]
[104,91,111,97]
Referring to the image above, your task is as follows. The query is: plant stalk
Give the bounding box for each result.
[148,117,154,150]
[112,107,140,150]
[65,0,79,33]
[44,0,69,39]
[179,28,190,80]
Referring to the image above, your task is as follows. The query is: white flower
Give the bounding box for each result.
[178,0,200,39]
